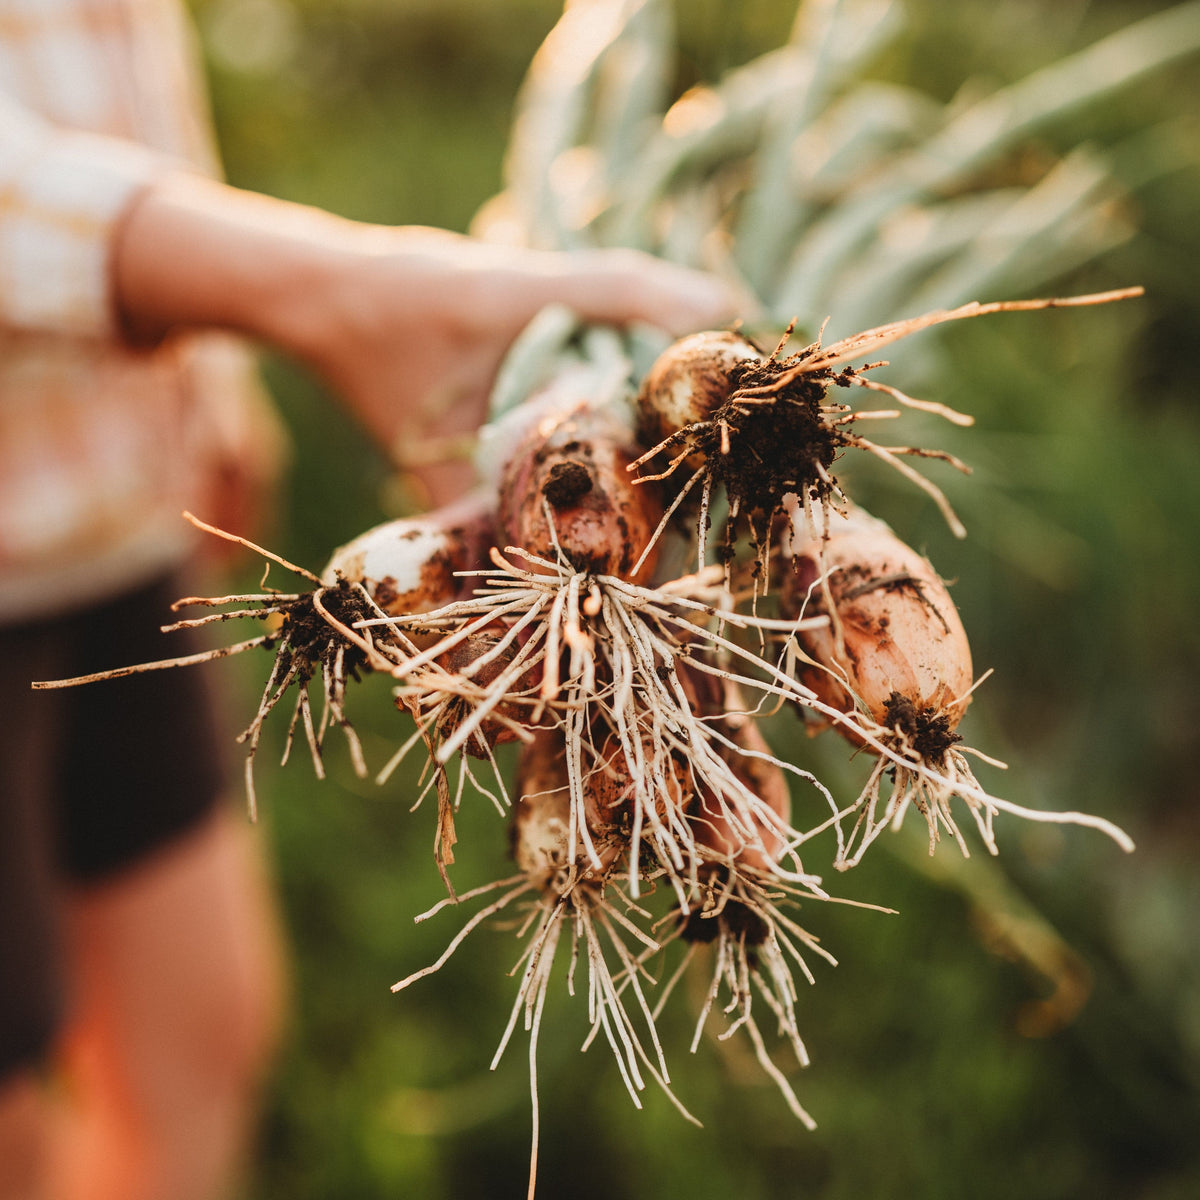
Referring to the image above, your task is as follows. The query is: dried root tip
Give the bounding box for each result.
[31,636,271,690]
[660,866,836,1127]
[183,511,321,583]
[794,288,1145,379]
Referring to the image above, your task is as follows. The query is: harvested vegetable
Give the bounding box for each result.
[667,679,839,1126]
[31,501,495,816]
[780,503,1134,866]
[629,290,1143,578]
[394,726,695,1200]
[33,1,1186,1185]
[322,490,494,622]
[498,397,664,581]
[383,370,848,905]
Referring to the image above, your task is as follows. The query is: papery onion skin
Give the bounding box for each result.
[498,406,664,581]
[321,491,494,616]
[780,506,973,737]
[511,729,622,877]
[432,626,538,756]
[511,729,575,877]
[583,732,693,835]
[676,667,791,873]
[634,330,763,459]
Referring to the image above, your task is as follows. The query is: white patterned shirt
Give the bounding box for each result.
[0,0,266,619]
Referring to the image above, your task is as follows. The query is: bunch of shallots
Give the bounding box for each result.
[34,294,1138,1197]
[381,301,1132,1168]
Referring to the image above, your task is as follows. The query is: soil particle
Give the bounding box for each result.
[680,909,722,944]
[838,571,950,634]
[278,580,374,682]
[542,459,594,509]
[637,347,851,561]
[700,359,839,522]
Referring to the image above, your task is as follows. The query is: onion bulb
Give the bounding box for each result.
[780,505,973,750]
[322,490,494,617]
[511,730,576,877]
[510,728,624,879]
[780,505,991,865]
[583,731,693,842]
[692,713,793,874]
[634,330,763,467]
[497,404,664,580]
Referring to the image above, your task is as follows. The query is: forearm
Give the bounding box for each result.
[110,173,478,460]
[112,172,359,359]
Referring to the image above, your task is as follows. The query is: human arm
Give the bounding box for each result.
[111,172,743,505]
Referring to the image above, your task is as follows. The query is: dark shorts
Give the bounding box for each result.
[0,574,232,1079]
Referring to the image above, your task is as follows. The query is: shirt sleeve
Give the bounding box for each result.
[0,94,170,339]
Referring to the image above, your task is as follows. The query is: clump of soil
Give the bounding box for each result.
[702,357,842,520]
[883,691,962,767]
[272,579,375,683]
[680,880,770,947]
[542,459,594,508]
[637,344,861,569]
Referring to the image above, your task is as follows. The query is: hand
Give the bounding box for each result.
[113,175,745,506]
[293,226,744,504]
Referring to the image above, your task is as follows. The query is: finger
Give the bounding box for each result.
[556,248,757,335]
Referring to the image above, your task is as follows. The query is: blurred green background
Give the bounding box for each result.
[185,1,1200,1196]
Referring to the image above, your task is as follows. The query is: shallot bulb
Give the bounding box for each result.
[631,294,1139,568]
[427,625,539,758]
[583,731,694,859]
[780,505,973,739]
[322,489,494,617]
[511,729,576,878]
[778,504,990,864]
[512,728,624,879]
[692,713,793,874]
[779,504,1133,865]
[497,403,664,581]
[634,330,763,469]
[33,501,500,819]
[664,682,834,1133]
[397,722,689,1200]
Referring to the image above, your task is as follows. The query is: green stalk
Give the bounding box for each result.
[504,0,654,248]
[604,44,804,248]
[773,0,1200,323]
[734,0,905,295]
[591,0,675,195]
